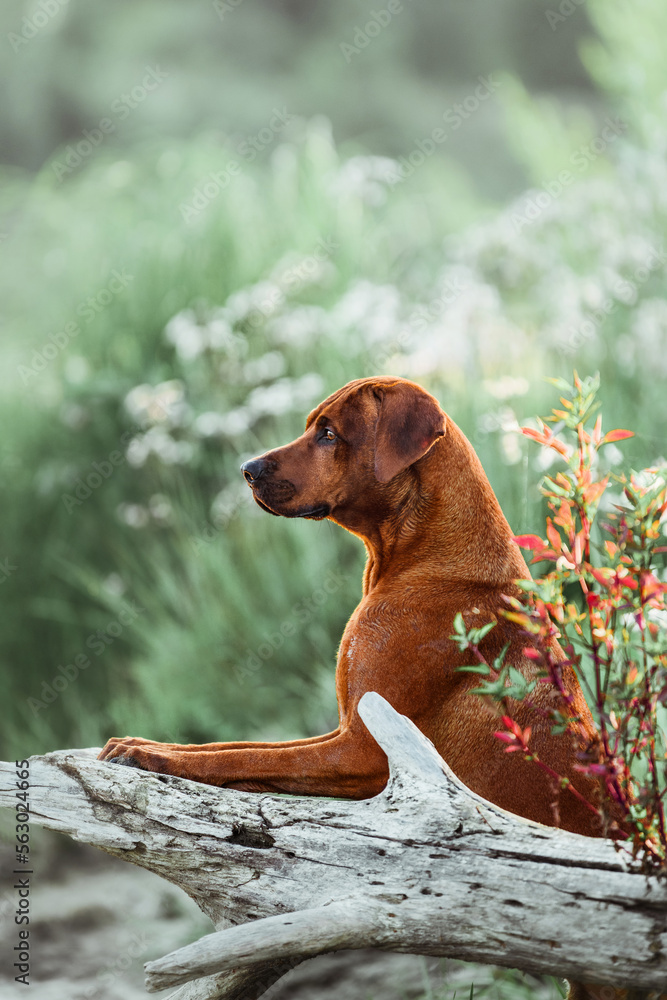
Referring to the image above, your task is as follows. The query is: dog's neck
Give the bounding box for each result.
[359,420,530,595]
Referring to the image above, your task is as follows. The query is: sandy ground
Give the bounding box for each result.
[0,831,561,1000]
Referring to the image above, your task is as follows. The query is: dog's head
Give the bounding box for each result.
[240,377,446,528]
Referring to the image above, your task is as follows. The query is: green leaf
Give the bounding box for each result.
[470,669,512,700]
[468,621,496,645]
[505,666,536,701]
[450,613,496,651]
[493,641,511,672]
[545,376,573,392]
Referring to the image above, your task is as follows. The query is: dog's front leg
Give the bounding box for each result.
[100,727,388,799]
[98,729,341,758]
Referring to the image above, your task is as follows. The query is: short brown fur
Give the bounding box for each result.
[100,377,630,998]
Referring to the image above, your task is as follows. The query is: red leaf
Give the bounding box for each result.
[590,567,611,589]
[603,429,634,444]
[522,646,541,660]
[513,534,545,550]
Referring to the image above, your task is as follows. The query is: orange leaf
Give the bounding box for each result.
[546,519,561,552]
[573,530,585,565]
[603,429,634,444]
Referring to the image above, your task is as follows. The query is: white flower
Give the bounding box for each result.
[164,310,206,361]
[267,306,329,346]
[501,432,523,466]
[601,443,624,469]
[221,408,253,436]
[483,376,530,400]
[206,315,240,352]
[165,308,244,359]
[242,351,286,384]
[125,426,195,467]
[331,281,403,346]
[126,435,151,468]
[149,493,173,524]
[333,155,400,206]
[245,374,324,419]
[195,408,254,438]
[124,381,188,428]
[116,503,150,528]
[224,282,283,324]
[194,412,229,438]
[270,251,335,294]
[102,573,126,597]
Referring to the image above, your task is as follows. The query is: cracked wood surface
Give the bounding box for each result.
[1,692,666,998]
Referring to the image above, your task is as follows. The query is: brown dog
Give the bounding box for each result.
[100,377,610,996]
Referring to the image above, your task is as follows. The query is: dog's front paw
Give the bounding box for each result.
[107,748,173,774]
[98,736,159,761]
[98,738,174,775]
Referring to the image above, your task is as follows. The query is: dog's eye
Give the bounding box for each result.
[321,428,337,442]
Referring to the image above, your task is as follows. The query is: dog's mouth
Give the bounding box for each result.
[250,492,330,521]
[296,504,331,521]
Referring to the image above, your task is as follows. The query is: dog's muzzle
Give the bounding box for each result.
[240,458,330,520]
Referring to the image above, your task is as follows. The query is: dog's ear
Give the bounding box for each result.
[373,382,446,483]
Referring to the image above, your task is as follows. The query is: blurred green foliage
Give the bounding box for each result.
[0,0,595,198]
[1,2,666,785]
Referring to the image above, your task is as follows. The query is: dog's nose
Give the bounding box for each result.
[241,458,267,484]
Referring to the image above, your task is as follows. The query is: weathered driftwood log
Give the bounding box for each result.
[1,692,666,999]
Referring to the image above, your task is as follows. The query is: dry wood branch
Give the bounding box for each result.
[1,692,666,998]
